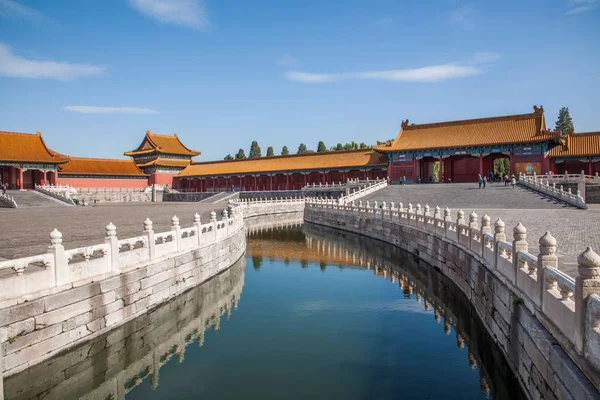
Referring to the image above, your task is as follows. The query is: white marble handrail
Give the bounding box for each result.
[0,192,17,208]
[0,205,244,302]
[305,197,600,373]
[338,178,388,205]
[35,184,76,206]
[518,174,586,209]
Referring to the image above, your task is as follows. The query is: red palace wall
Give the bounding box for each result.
[148,173,176,186]
[57,176,149,188]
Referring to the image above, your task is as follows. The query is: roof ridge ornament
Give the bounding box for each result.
[533,105,544,114]
[401,119,410,130]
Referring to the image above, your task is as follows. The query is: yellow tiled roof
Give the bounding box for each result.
[125,131,200,156]
[0,131,70,164]
[375,106,559,152]
[548,132,600,158]
[178,149,386,177]
[136,157,191,168]
[59,157,147,176]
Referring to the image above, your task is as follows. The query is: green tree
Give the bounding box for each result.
[249,141,262,158]
[235,149,246,159]
[503,158,510,175]
[317,141,327,152]
[297,143,308,154]
[281,146,289,155]
[359,142,369,149]
[266,146,274,156]
[224,154,233,160]
[555,107,574,137]
[335,143,344,151]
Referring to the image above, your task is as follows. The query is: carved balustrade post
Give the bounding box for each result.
[144,218,156,260]
[168,217,181,254]
[493,219,506,270]
[193,212,202,246]
[574,247,600,354]
[512,223,528,274]
[536,231,558,306]
[210,211,218,242]
[222,209,230,236]
[105,222,119,273]
[48,228,68,286]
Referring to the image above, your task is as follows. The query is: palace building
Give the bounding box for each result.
[375,106,563,183]
[1,106,599,192]
[124,131,200,186]
[0,131,69,189]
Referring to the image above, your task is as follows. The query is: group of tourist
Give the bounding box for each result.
[478,173,516,189]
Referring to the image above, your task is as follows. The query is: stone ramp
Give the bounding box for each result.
[198,192,239,204]
[8,190,71,208]
[361,182,568,210]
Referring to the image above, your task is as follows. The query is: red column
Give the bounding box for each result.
[212,178,215,192]
[589,160,593,175]
[286,174,289,190]
[254,176,257,191]
[18,168,24,190]
[479,154,483,175]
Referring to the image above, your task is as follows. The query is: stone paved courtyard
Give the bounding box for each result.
[362,183,600,278]
[0,202,226,261]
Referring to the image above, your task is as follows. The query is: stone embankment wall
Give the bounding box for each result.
[74,187,152,203]
[230,198,305,218]
[163,192,217,202]
[0,206,245,379]
[587,185,600,204]
[304,201,600,400]
[3,256,245,400]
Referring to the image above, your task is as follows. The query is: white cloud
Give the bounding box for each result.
[128,0,209,29]
[0,0,47,23]
[63,106,158,114]
[285,63,481,84]
[0,43,106,80]
[449,6,476,30]
[567,0,597,14]
[277,54,296,67]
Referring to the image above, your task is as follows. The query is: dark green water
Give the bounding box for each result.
[5,220,525,400]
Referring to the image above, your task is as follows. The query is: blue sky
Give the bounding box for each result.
[0,0,599,161]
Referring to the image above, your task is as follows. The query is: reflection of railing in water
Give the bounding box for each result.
[303,224,524,400]
[4,257,246,400]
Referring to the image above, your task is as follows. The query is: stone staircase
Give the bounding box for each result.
[360,182,570,210]
[7,190,71,208]
[198,192,239,204]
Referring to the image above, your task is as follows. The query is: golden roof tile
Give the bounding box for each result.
[125,131,200,156]
[178,149,386,178]
[59,157,147,176]
[375,106,559,152]
[548,132,600,158]
[0,131,70,164]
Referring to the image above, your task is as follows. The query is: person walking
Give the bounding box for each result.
[477,174,482,189]
[483,176,487,189]
[510,174,516,188]
[402,176,406,185]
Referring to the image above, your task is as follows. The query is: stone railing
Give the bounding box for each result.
[0,206,243,302]
[302,178,372,190]
[34,184,76,206]
[534,171,600,184]
[518,174,586,209]
[333,178,388,205]
[305,198,600,380]
[0,192,17,208]
[230,196,305,219]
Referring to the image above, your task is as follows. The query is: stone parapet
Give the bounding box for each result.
[519,174,587,209]
[304,198,600,400]
[230,197,305,218]
[0,204,245,377]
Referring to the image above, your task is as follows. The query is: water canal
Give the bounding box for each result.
[4,216,526,400]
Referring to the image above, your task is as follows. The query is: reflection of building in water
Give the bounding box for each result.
[304,224,523,400]
[4,257,246,400]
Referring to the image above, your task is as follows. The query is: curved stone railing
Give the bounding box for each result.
[305,198,600,397]
[338,178,388,205]
[0,204,245,378]
[519,174,586,209]
[0,192,17,208]
[0,206,243,302]
[230,196,305,218]
[34,184,76,206]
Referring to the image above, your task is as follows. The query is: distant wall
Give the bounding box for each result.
[163,192,217,202]
[57,176,148,188]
